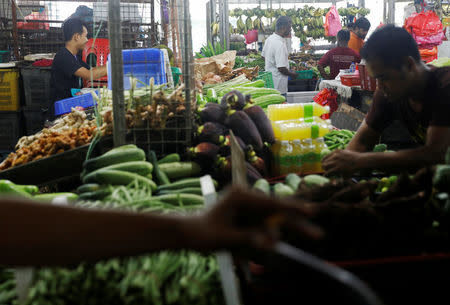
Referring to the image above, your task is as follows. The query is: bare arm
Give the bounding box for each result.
[74,66,107,81]
[323,125,450,175]
[0,189,320,267]
[317,65,332,80]
[346,120,381,152]
[355,126,450,170]
[278,67,297,78]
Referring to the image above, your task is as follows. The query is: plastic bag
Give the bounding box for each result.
[17,10,50,30]
[419,46,438,63]
[404,10,443,37]
[313,88,338,117]
[414,31,445,48]
[244,30,258,44]
[324,6,342,37]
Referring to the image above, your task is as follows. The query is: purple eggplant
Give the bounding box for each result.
[220,90,246,111]
[244,105,275,144]
[189,142,220,162]
[226,110,263,151]
[197,122,226,145]
[200,104,226,124]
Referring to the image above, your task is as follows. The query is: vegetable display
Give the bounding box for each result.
[324,129,356,150]
[0,109,98,171]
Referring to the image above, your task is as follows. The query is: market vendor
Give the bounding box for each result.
[323,25,450,176]
[261,16,298,96]
[0,188,321,266]
[50,18,107,102]
[318,30,361,80]
[348,17,371,54]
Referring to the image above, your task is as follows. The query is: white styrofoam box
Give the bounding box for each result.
[286,91,319,104]
[93,3,142,23]
[438,41,450,58]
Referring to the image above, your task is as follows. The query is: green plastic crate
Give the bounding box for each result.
[255,71,274,88]
[171,67,182,86]
[296,70,314,79]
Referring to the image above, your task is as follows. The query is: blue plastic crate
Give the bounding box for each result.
[107,48,167,90]
[54,91,98,116]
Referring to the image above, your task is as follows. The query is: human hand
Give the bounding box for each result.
[192,187,323,252]
[322,149,363,176]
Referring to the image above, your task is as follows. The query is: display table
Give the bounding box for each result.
[319,79,354,99]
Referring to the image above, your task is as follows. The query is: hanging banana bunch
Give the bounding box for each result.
[236,17,246,35]
[245,16,253,31]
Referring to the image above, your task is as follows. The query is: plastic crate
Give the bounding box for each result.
[0,68,20,111]
[255,71,274,88]
[296,69,314,79]
[107,48,167,90]
[21,66,52,108]
[54,92,97,116]
[82,38,109,83]
[0,112,23,150]
[171,67,182,87]
[0,51,10,63]
[340,75,361,87]
[23,106,53,135]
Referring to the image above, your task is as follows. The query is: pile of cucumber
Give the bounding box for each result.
[77,144,213,207]
[253,173,330,197]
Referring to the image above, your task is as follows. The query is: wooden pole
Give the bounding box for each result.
[170,0,178,66]
[161,0,169,46]
[206,1,212,43]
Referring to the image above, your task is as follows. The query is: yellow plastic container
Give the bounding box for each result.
[0,68,20,111]
[273,120,332,141]
[267,103,330,121]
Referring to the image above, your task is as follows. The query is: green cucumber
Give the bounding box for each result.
[82,169,157,191]
[273,183,294,197]
[103,144,138,155]
[253,179,270,195]
[149,150,170,185]
[94,161,153,177]
[84,148,146,172]
[78,188,112,201]
[77,183,101,194]
[157,187,203,195]
[157,153,181,164]
[157,177,218,191]
[34,193,79,202]
[152,193,204,206]
[158,162,201,180]
[285,174,301,192]
[304,174,330,187]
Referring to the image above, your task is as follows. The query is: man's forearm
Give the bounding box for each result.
[357,146,445,171]
[91,66,107,80]
[0,198,201,266]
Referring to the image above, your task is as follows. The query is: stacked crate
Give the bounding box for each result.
[20,65,53,135]
[0,66,23,151]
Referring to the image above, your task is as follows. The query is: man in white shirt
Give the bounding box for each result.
[262,16,297,95]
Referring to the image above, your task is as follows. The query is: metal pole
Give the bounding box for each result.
[224,0,229,50]
[388,0,395,24]
[218,0,225,45]
[206,1,212,43]
[182,0,193,147]
[11,0,19,60]
[108,0,127,147]
[150,0,155,46]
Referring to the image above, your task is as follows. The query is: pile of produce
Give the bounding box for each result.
[193,88,278,184]
[323,129,356,150]
[0,109,98,171]
[16,145,224,305]
[338,7,371,25]
[200,75,285,109]
[230,7,331,42]
[195,41,227,59]
[100,84,191,134]
[252,147,450,261]
[234,53,265,72]
[78,145,205,204]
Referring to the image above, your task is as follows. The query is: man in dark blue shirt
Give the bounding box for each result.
[50,18,107,102]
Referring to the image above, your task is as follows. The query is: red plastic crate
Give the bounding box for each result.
[82,38,109,84]
[340,75,361,87]
[358,64,378,91]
